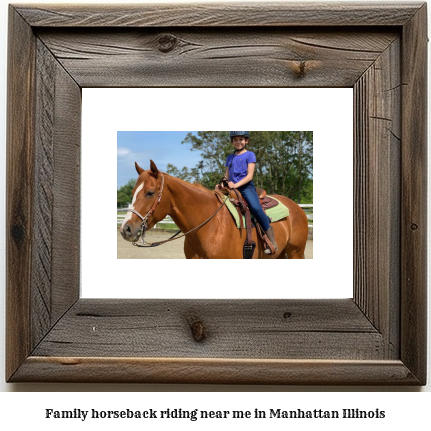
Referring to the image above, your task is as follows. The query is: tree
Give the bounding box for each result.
[181,131,232,185]
[169,131,313,203]
[117,178,136,208]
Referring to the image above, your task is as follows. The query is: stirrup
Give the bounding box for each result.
[264,226,278,255]
[264,242,276,255]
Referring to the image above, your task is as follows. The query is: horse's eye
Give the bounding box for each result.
[146,191,155,197]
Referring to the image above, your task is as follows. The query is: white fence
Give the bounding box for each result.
[118,205,313,229]
[300,204,313,228]
[117,209,175,228]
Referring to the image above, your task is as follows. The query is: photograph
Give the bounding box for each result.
[117,131,314,260]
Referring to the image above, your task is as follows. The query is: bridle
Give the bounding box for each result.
[127,173,228,247]
[127,173,165,246]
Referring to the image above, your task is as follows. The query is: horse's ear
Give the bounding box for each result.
[150,160,159,176]
[135,162,144,175]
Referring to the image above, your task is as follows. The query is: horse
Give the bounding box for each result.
[120,161,309,259]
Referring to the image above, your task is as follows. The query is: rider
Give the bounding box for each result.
[223,131,278,254]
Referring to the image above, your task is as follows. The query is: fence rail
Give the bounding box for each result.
[117,210,174,227]
[300,204,313,228]
[118,205,313,229]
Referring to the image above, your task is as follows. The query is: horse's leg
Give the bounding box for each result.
[280,221,306,259]
[275,241,305,259]
[272,219,296,259]
[184,240,202,259]
[288,250,305,259]
[285,242,306,259]
[276,248,289,259]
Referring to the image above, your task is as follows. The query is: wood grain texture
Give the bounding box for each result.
[353,38,401,359]
[7,7,82,381]
[37,29,398,88]
[400,3,428,384]
[32,40,56,347]
[12,357,420,385]
[15,2,423,27]
[6,7,37,381]
[31,38,81,351]
[50,53,81,324]
[6,2,427,385]
[32,299,383,360]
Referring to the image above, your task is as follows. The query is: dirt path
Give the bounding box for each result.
[118,229,313,259]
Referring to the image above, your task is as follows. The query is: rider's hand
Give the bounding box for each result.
[228,181,236,189]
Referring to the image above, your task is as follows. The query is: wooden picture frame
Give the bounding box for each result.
[6,2,427,384]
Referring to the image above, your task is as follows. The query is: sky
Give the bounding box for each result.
[117,131,203,188]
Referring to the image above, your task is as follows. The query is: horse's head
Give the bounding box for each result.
[120,160,169,242]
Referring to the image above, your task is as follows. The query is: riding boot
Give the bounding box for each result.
[264,225,278,255]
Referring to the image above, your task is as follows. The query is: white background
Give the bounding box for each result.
[81,87,353,299]
[0,0,429,417]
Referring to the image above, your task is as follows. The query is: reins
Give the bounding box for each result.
[129,174,229,248]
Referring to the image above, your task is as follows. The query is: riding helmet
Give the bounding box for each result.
[230,131,250,140]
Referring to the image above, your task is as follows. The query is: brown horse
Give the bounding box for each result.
[120,161,309,259]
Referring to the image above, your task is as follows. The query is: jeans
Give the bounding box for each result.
[237,181,271,231]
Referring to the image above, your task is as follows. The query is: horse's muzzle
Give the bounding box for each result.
[120,222,141,242]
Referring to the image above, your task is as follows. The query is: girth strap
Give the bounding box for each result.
[230,189,254,252]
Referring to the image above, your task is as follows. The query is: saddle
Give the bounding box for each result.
[217,178,278,258]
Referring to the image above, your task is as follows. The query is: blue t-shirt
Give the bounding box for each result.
[225,151,256,184]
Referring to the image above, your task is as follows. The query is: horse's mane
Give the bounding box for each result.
[191,182,209,191]
[163,173,215,196]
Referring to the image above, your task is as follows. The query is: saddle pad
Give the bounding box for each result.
[225,196,290,229]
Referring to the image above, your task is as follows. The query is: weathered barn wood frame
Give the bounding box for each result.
[6,2,427,384]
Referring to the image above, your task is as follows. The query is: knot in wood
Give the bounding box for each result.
[186,314,206,342]
[157,34,178,53]
[11,222,26,245]
[294,61,307,79]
